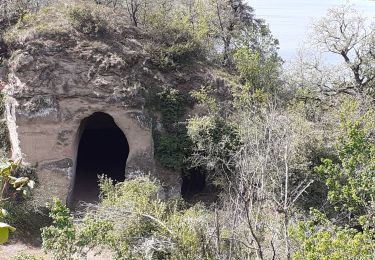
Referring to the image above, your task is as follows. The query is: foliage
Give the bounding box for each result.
[0,222,16,243]
[3,1,127,46]
[0,121,11,157]
[41,199,77,260]
[147,21,205,70]
[233,46,281,94]
[312,5,375,96]
[208,0,279,66]
[0,165,45,243]
[187,115,240,173]
[158,88,185,130]
[291,210,375,260]
[11,252,39,260]
[0,0,51,30]
[2,200,50,245]
[3,4,70,45]
[0,160,35,244]
[291,101,375,258]
[288,4,375,100]
[315,101,375,221]
[68,5,108,36]
[152,88,192,169]
[153,129,191,170]
[42,176,214,260]
[188,87,323,258]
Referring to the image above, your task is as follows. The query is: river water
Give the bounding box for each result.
[250,0,375,62]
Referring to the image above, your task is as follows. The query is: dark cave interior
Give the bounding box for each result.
[70,112,129,206]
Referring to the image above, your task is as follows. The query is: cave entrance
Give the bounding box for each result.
[181,168,218,204]
[70,112,129,207]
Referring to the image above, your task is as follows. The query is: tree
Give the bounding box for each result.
[210,0,278,66]
[315,101,375,224]
[290,5,375,100]
[123,0,143,27]
[188,88,321,259]
[291,209,375,260]
[313,5,375,94]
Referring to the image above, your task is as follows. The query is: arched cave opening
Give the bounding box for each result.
[181,168,219,204]
[70,112,129,206]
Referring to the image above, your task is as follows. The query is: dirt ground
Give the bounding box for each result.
[0,242,48,260]
[0,242,113,259]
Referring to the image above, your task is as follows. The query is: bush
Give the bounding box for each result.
[187,115,241,172]
[1,164,45,244]
[147,24,205,70]
[158,88,186,130]
[42,176,214,260]
[41,199,78,260]
[315,101,375,223]
[2,201,50,245]
[68,6,108,36]
[11,252,38,260]
[153,128,192,170]
[150,87,193,170]
[291,210,375,260]
[0,160,36,244]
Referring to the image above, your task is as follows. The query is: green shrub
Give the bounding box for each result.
[2,201,50,245]
[158,88,186,130]
[41,199,76,260]
[0,160,36,244]
[68,6,108,36]
[151,87,193,169]
[291,210,375,260]
[187,115,241,172]
[42,176,214,260]
[11,252,38,260]
[1,164,44,244]
[147,24,205,70]
[2,162,44,238]
[315,101,375,222]
[153,128,192,170]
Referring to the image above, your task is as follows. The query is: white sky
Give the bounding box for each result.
[250,0,375,61]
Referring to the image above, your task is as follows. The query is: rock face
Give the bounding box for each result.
[2,32,166,205]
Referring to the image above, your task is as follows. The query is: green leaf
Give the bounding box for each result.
[0,222,16,244]
[11,177,29,188]
[0,208,8,219]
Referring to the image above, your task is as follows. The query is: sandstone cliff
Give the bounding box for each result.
[0,1,215,204]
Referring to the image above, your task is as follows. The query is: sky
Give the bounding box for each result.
[250,0,375,62]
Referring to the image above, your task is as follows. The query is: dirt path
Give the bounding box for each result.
[0,242,48,259]
[0,242,113,259]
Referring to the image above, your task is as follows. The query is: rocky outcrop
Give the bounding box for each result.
[0,2,215,205]
[3,34,156,204]
[4,39,167,203]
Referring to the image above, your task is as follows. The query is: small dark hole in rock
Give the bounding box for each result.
[181,168,219,204]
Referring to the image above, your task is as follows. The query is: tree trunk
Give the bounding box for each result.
[283,211,291,260]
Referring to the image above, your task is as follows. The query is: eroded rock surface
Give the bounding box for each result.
[3,32,162,204]
[0,2,216,204]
